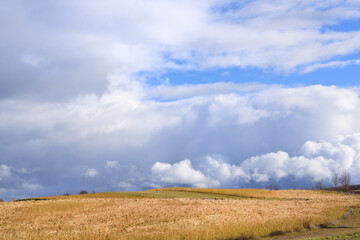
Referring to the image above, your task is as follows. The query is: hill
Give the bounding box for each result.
[1,188,359,240]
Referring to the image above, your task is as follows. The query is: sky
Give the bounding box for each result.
[1,0,360,200]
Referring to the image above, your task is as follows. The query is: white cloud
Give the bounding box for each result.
[240,133,360,182]
[2,76,360,197]
[201,156,246,183]
[151,159,220,188]
[2,0,360,199]
[106,161,119,169]
[82,168,98,177]
[0,165,11,180]
[241,151,331,182]
[1,1,360,101]
[151,132,360,187]
[303,59,360,73]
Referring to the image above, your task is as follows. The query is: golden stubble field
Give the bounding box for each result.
[0,189,359,240]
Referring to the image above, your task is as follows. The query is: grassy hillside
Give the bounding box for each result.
[30,187,337,201]
[1,188,359,240]
[30,189,249,200]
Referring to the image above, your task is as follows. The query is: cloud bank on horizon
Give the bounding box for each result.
[1,0,360,200]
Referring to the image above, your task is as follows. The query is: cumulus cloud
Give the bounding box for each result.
[1,1,360,199]
[2,82,360,198]
[242,133,360,182]
[200,156,246,184]
[106,161,119,169]
[242,134,360,183]
[151,133,360,188]
[152,159,219,188]
[82,168,99,177]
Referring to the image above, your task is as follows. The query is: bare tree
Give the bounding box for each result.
[314,179,324,190]
[332,173,339,188]
[339,171,351,188]
[265,182,278,190]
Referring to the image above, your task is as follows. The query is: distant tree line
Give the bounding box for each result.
[265,181,278,190]
[314,171,351,190]
[333,171,351,188]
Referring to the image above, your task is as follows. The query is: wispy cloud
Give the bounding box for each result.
[0,1,360,99]
[303,59,360,73]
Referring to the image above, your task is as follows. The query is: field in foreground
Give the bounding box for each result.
[0,188,359,240]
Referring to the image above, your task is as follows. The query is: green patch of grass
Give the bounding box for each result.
[309,231,360,240]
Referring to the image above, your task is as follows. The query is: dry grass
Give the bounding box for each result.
[37,190,252,200]
[151,187,338,200]
[0,189,359,240]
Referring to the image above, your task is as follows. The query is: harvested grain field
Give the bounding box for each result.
[0,189,359,240]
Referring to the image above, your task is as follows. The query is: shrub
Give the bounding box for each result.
[319,219,337,228]
[268,230,286,236]
[222,234,254,240]
[314,179,324,190]
[79,190,88,195]
[0,198,4,202]
[63,193,70,196]
[265,182,278,190]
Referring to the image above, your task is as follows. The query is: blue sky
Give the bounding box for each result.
[1,0,360,200]
[148,8,360,87]
[150,61,360,87]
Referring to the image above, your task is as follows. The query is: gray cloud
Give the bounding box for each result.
[1,82,360,199]
[1,1,360,200]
